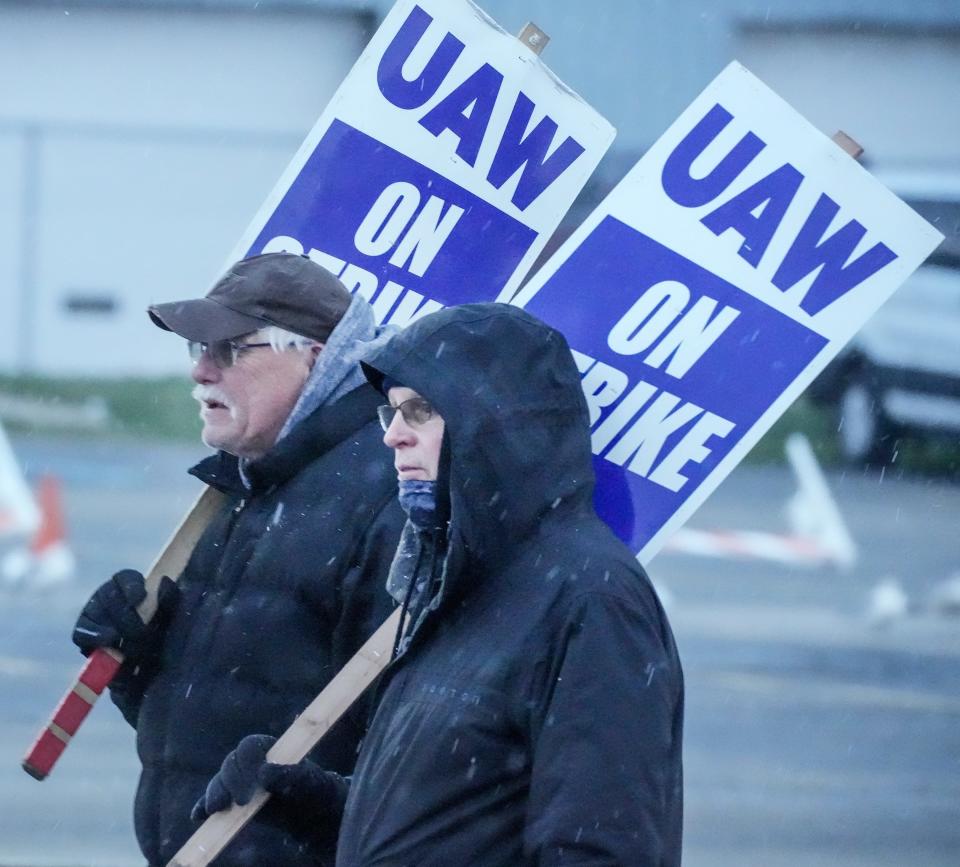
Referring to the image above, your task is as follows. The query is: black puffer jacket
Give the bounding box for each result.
[337,305,684,866]
[110,385,405,866]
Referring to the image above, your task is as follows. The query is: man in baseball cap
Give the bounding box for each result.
[148,252,357,458]
[148,251,351,344]
[72,252,406,866]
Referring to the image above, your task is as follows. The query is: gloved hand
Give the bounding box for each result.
[191,734,350,824]
[72,569,178,661]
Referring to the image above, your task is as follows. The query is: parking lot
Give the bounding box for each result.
[1,434,958,866]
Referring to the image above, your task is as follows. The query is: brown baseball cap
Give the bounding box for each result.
[147,252,352,343]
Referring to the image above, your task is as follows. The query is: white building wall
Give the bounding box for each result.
[0,3,368,375]
[734,29,960,169]
[0,134,24,373]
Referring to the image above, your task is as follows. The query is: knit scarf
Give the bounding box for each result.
[238,295,395,487]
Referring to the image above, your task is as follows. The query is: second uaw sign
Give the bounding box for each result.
[516,62,943,564]
[229,0,614,320]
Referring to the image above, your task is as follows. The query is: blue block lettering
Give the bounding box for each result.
[701,163,804,267]
[773,194,898,315]
[525,217,828,551]
[487,92,585,211]
[377,5,465,110]
[251,121,537,310]
[419,63,503,167]
[661,103,765,208]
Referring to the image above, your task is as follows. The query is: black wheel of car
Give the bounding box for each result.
[837,376,896,465]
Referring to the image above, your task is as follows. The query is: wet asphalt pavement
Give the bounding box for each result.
[0,434,957,866]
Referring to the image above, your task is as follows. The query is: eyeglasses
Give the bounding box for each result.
[377,396,437,431]
[188,340,273,369]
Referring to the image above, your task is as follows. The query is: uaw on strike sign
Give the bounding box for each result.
[227,0,941,564]
[516,62,943,563]
[22,0,615,797]
[229,0,614,318]
[20,1,947,855]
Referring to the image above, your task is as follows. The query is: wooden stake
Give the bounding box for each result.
[167,607,402,867]
[22,485,226,780]
[831,130,864,162]
[517,22,549,55]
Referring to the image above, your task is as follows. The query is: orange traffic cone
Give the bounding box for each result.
[28,475,75,586]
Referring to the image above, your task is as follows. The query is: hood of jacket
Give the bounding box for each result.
[362,303,595,589]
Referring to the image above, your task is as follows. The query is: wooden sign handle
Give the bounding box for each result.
[167,607,402,867]
[517,22,549,55]
[22,485,227,780]
[831,130,864,161]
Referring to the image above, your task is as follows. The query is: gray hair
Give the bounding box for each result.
[257,325,317,353]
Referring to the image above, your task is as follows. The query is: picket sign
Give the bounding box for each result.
[227,0,613,315]
[23,0,609,785]
[167,92,935,867]
[164,3,609,861]
[21,486,226,780]
[515,61,943,564]
[26,14,945,867]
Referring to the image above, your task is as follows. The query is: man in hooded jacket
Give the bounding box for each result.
[70,253,405,866]
[202,303,684,864]
[335,302,685,865]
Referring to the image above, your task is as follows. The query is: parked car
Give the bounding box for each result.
[808,263,960,464]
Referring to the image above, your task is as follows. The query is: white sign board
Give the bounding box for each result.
[516,62,944,563]
[228,0,614,322]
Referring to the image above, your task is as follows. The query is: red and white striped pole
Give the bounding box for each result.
[22,486,226,780]
[22,648,124,779]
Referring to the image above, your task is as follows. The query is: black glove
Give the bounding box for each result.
[191,734,350,824]
[72,569,178,661]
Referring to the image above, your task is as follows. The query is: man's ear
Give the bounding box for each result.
[308,342,324,365]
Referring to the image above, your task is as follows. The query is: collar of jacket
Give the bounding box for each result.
[188,383,383,496]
